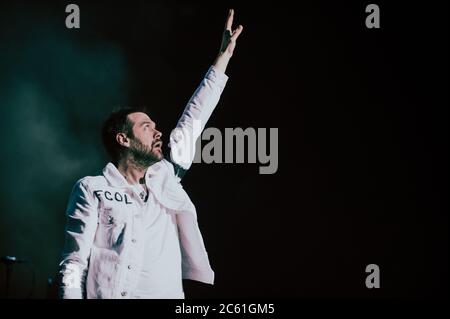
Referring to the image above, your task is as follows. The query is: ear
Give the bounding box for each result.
[116,133,130,148]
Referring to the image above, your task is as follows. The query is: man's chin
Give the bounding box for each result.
[152,151,164,161]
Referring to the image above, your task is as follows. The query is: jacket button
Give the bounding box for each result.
[131,239,137,243]
[128,265,132,270]
[121,291,127,297]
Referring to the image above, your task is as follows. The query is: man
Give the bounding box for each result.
[58,9,243,299]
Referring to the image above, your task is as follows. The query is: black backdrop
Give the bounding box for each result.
[0,0,447,298]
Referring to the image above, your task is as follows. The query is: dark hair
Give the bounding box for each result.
[101,107,149,163]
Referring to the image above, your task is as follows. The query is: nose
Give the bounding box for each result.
[155,130,162,140]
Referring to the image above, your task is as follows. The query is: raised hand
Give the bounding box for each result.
[219,9,244,56]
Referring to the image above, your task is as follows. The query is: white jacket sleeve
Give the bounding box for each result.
[169,65,228,172]
[58,178,98,299]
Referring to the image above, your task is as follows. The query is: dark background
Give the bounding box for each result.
[0,0,447,298]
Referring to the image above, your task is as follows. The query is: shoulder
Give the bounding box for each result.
[161,159,186,180]
[72,175,108,192]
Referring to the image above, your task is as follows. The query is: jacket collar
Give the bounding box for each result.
[102,161,160,188]
[102,161,195,213]
[102,162,130,188]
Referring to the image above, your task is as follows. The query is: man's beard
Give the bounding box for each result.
[128,137,163,168]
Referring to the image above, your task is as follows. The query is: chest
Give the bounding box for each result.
[93,187,164,225]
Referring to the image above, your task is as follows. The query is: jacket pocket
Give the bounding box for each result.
[95,207,127,251]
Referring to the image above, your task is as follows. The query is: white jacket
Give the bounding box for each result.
[59,66,228,298]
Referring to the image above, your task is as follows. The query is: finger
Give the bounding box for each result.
[225,8,234,31]
[224,29,232,39]
[231,25,243,41]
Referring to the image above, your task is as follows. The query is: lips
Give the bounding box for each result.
[153,140,163,149]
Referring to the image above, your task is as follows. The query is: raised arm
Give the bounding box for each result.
[169,9,243,174]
